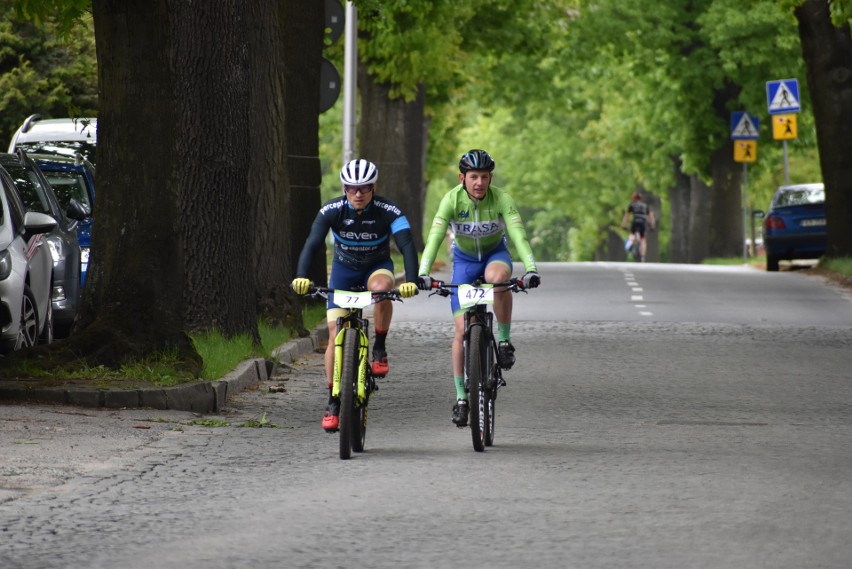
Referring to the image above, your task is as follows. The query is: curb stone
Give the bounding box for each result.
[0,322,329,412]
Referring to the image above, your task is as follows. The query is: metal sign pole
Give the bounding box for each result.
[742,162,749,261]
[783,140,790,185]
[342,1,358,163]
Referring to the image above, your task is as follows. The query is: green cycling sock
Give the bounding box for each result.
[454,376,466,401]
[497,322,511,343]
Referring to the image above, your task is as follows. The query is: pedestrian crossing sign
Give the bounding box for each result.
[730,112,760,140]
[766,79,800,114]
[734,140,757,163]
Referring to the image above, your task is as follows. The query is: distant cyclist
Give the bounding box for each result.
[291,159,418,431]
[621,191,656,261]
[417,149,540,427]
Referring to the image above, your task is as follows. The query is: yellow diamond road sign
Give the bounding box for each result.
[772,114,797,140]
[734,140,757,163]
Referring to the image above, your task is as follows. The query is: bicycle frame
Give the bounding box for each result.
[331,308,370,405]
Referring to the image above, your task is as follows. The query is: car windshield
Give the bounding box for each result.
[16,141,96,166]
[43,171,92,212]
[774,187,824,207]
[3,163,52,215]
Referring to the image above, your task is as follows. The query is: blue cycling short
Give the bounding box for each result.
[449,240,512,316]
[327,259,394,311]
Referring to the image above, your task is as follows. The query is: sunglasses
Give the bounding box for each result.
[344,185,374,195]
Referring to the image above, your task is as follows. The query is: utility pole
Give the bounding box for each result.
[342,1,357,163]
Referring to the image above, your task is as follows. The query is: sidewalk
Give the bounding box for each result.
[0,323,329,413]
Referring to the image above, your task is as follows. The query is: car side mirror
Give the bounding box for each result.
[66,198,91,221]
[23,211,57,239]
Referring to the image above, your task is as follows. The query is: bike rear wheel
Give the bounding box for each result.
[467,324,487,452]
[338,329,359,460]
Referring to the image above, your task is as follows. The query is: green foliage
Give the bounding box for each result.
[0,1,97,142]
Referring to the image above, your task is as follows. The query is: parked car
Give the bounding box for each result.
[33,154,95,286]
[759,182,826,272]
[0,167,57,353]
[8,114,97,166]
[0,152,88,337]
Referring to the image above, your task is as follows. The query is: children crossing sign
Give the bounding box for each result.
[730,112,760,140]
[766,79,800,114]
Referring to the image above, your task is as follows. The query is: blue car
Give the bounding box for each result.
[33,154,95,287]
[761,183,825,272]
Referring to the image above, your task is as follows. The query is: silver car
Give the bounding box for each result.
[0,168,56,353]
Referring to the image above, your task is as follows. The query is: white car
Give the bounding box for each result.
[8,115,97,165]
[0,168,57,353]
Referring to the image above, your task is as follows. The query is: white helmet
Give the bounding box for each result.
[340,159,378,186]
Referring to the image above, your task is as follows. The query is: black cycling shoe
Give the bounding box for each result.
[497,341,516,370]
[452,399,469,427]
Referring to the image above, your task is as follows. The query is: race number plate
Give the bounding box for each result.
[331,290,372,309]
[458,284,494,309]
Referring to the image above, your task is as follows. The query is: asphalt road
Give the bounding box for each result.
[1,262,851,569]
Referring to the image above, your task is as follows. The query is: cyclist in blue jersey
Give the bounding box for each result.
[291,159,418,431]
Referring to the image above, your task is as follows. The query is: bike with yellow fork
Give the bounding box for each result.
[307,285,408,460]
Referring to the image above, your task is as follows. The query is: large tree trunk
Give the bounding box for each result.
[245,1,315,332]
[795,0,852,258]
[707,81,744,258]
[73,0,200,372]
[688,175,712,263]
[707,144,743,258]
[668,156,692,263]
[172,2,257,340]
[281,0,326,287]
[358,68,427,249]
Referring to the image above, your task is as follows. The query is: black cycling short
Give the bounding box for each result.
[630,221,646,238]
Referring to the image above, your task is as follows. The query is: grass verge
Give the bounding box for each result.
[2,304,327,387]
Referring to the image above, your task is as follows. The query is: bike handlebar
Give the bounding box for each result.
[307,285,406,302]
[428,279,527,298]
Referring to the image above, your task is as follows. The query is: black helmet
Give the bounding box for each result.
[459,149,495,173]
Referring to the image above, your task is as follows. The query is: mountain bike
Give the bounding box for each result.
[307,285,405,460]
[626,231,643,262]
[429,278,527,452]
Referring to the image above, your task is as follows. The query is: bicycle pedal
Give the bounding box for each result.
[323,428,339,434]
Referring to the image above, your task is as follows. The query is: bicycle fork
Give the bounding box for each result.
[332,327,370,405]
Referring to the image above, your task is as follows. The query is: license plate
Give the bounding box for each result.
[800,218,825,227]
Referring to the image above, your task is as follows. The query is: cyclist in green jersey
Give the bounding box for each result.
[417,149,540,426]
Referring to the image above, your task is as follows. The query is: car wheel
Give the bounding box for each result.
[39,301,54,345]
[15,285,39,350]
[766,255,780,272]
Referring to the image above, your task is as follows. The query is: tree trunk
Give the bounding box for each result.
[644,190,661,262]
[281,0,326,287]
[795,0,852,258]
[707,81,744,259]
[171,1,257,340]
[668,156,692,263]
[358,68,427,250]
[688,175,711,264]
[73,0,200,372]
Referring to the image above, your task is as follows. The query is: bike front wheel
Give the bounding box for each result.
[352,386,368,453]
[338,328,359,460]
[467,324,487,452]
